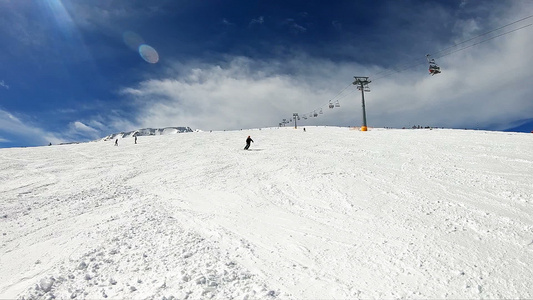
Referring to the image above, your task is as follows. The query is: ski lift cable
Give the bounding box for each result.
[372,22,533,80]
[433,14,533,57]
[302,82,356,116]
[320,84,354,108]
[335,87,359,101]
[371,22,533,82]
[320,85,356,110]
[308,84,359,116]
[328,82,354,101]
[434,22,533,59]
[280,81,354,123]
[283,15,533,123]
[306,78,375,118]
[370,14,533,81]
[374,15,533,78]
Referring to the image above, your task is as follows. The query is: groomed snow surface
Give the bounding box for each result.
[1,127,532,299]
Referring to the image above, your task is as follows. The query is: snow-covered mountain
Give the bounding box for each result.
[1,127,532,299]
[101,126,194,141]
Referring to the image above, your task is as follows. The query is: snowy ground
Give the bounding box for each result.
[1,126,532,299]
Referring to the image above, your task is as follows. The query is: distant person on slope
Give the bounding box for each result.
[115,139,118,146]
[244,136,254,150]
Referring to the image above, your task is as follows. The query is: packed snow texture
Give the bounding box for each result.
[1,127,532,299]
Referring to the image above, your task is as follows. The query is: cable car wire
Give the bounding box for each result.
[370,15,533,81]
[432,14,533,58]
[371,21,532,81]
[434,22,533,59]
[281,14,533,124]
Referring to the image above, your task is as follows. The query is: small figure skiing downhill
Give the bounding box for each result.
[244,136,254,150]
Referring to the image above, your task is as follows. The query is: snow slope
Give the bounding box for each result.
[1,127,532,299]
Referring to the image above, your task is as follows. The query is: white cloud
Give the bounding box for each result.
[283,19,306,34]
[221,18,235,27]
[332,21,342,31]
[0,80,9,90]
[121,20,532,132]
[249,16,264,27]
[0,112,113,146]
[64,119,125,141]
[67,1,162,32]
[0,109,64,145]
[108,1,532,132]
[80,112,138,138]
[72,121,99,134]
[87,120,107,130]
[121,57,346,131]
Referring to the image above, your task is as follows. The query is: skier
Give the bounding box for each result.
[244,136,254,150]
[134,135,137,144]
[114,139,118,146]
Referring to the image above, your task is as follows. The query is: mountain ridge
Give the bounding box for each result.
[101,126,194,141]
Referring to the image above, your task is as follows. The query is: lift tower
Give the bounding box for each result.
[353,77,371,131]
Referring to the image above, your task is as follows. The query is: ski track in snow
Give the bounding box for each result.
[1,127,532,299]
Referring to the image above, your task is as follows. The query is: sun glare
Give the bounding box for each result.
[44,0,75,38]
[139,44,160,64]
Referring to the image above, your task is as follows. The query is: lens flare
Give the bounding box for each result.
[123,31,144,51]
[138,44,159,64]
[139,44,159,64]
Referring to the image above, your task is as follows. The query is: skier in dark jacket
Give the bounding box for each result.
[244,136,254,150]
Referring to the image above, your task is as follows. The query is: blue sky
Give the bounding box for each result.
[1,0,532,147]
